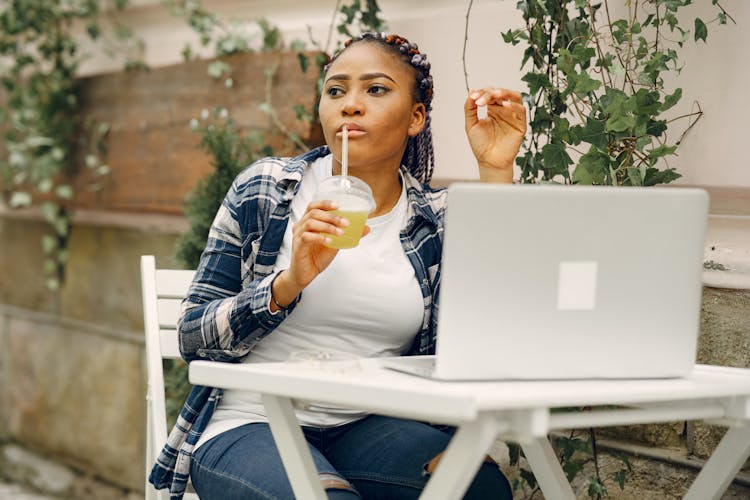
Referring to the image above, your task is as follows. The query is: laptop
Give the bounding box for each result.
[381,183,709,380]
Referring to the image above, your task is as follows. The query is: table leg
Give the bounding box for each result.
[683,424,750,500]
[261,394,327,500]
[420,418,501,500]
[521,437,576,500]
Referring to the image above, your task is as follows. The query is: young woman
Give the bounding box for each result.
[150,32,526,499]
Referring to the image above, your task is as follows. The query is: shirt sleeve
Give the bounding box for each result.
[177,171,294,363]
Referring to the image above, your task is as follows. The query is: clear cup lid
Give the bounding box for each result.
[314,175,376,212]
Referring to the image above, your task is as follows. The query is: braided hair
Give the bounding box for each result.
[325,32,436,184]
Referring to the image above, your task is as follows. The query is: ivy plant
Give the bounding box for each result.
[500,2,732,496]
[0,0,141,289]
[503,0,733,186]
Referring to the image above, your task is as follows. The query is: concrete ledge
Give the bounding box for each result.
[0,204,189,235]
[703,215,750,290]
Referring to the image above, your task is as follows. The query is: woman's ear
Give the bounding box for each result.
[407,102,427,137]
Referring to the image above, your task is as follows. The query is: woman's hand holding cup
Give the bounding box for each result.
[273,176,375,305]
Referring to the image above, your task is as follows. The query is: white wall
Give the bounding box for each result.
[80,0,749,188]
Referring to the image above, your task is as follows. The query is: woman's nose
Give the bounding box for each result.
[341,93,364,116]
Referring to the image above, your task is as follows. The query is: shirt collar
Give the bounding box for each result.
[400,166,441,230]
[276,146,330,201]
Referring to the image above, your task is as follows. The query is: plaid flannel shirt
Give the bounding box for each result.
[148,146,447,499]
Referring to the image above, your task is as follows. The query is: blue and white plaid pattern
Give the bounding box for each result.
[149,146,447,498]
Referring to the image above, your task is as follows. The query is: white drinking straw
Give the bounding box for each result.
[341,125,348,178]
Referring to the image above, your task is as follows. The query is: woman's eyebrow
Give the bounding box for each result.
[325,72,397,84]
[360,72,396,83]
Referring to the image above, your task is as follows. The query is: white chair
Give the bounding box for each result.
[141,255,199,500]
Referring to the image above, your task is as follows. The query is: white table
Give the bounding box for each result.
[189,358,750,500]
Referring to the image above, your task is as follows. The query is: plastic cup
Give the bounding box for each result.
[314,175,375,249]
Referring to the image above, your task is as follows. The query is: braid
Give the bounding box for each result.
[326,32,436,184]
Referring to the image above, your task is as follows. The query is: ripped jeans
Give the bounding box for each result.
[190,415,513,500]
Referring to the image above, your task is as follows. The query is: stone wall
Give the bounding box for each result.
[0,50,321,493]
[0,215,181,490]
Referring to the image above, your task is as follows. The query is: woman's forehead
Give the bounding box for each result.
[326,42,414,80]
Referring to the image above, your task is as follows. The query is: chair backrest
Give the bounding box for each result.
[141,255,197,500]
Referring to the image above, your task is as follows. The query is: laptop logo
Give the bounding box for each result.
[557,261,598,310]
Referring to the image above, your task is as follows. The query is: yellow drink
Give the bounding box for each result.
[326,210,369,249]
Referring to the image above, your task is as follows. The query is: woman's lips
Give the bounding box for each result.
[337,128,365,138]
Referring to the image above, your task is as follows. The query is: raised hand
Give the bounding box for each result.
[464,87,527,183]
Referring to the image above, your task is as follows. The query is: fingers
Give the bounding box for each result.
[466,87,526,135]
[465,87,525,134]
[469,87,523,106]
[293,200,349,242]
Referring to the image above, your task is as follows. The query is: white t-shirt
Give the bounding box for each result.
[196,155,424,448]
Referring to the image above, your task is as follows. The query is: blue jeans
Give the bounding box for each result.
[191,415,513,499]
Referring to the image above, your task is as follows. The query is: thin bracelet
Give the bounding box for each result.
[270,271,301,312]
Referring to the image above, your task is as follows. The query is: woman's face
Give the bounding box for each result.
[319,42,426,175]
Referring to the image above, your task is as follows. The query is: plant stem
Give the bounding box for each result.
[672,103,703,145]
[263,59,310,152]
[324,0,342,55]
[462,0,474,93]
[590,428,603,500]
[715,2,737,24]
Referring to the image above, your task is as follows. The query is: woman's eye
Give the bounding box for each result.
[368,84,389,95]
[326,86,344,97]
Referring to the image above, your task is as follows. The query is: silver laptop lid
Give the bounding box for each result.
[435,183,709,380]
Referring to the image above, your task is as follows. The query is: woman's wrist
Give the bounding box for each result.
[478,164,514,184]
[270,271,303,313]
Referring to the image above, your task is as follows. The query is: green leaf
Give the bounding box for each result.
[606,114,635,133]
[53,216,69,237]
[46,277,60,291]
[614,470,627,490]
[55,184,74,200]
[562,459,585,482]
[542,143,573,174]
[570,72,601,96]
[553,116,570,142]
[557,48,575,75]
[579,118,607,149]
[626,167,644,186]
[633,89,661,116]
[694,18,708,43]
[502,29,524,46]
[507,442,521,466]
[85,154,99,168]
[259,102,273,115]
[643,167,681,186]
[207,61,230,79]
[86,23,100,40]
[297,52,309,73]
[38,178,53,193]
[661,88,682,112]
[522,72,551,96]
[40,202,58,223]
[649,144,677,160]
[574,148,609,185]
[41,235,57,254]
[519,468,538,489]
[9,191,32,208]
[646,119,667,137]
[587,476,608,497]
